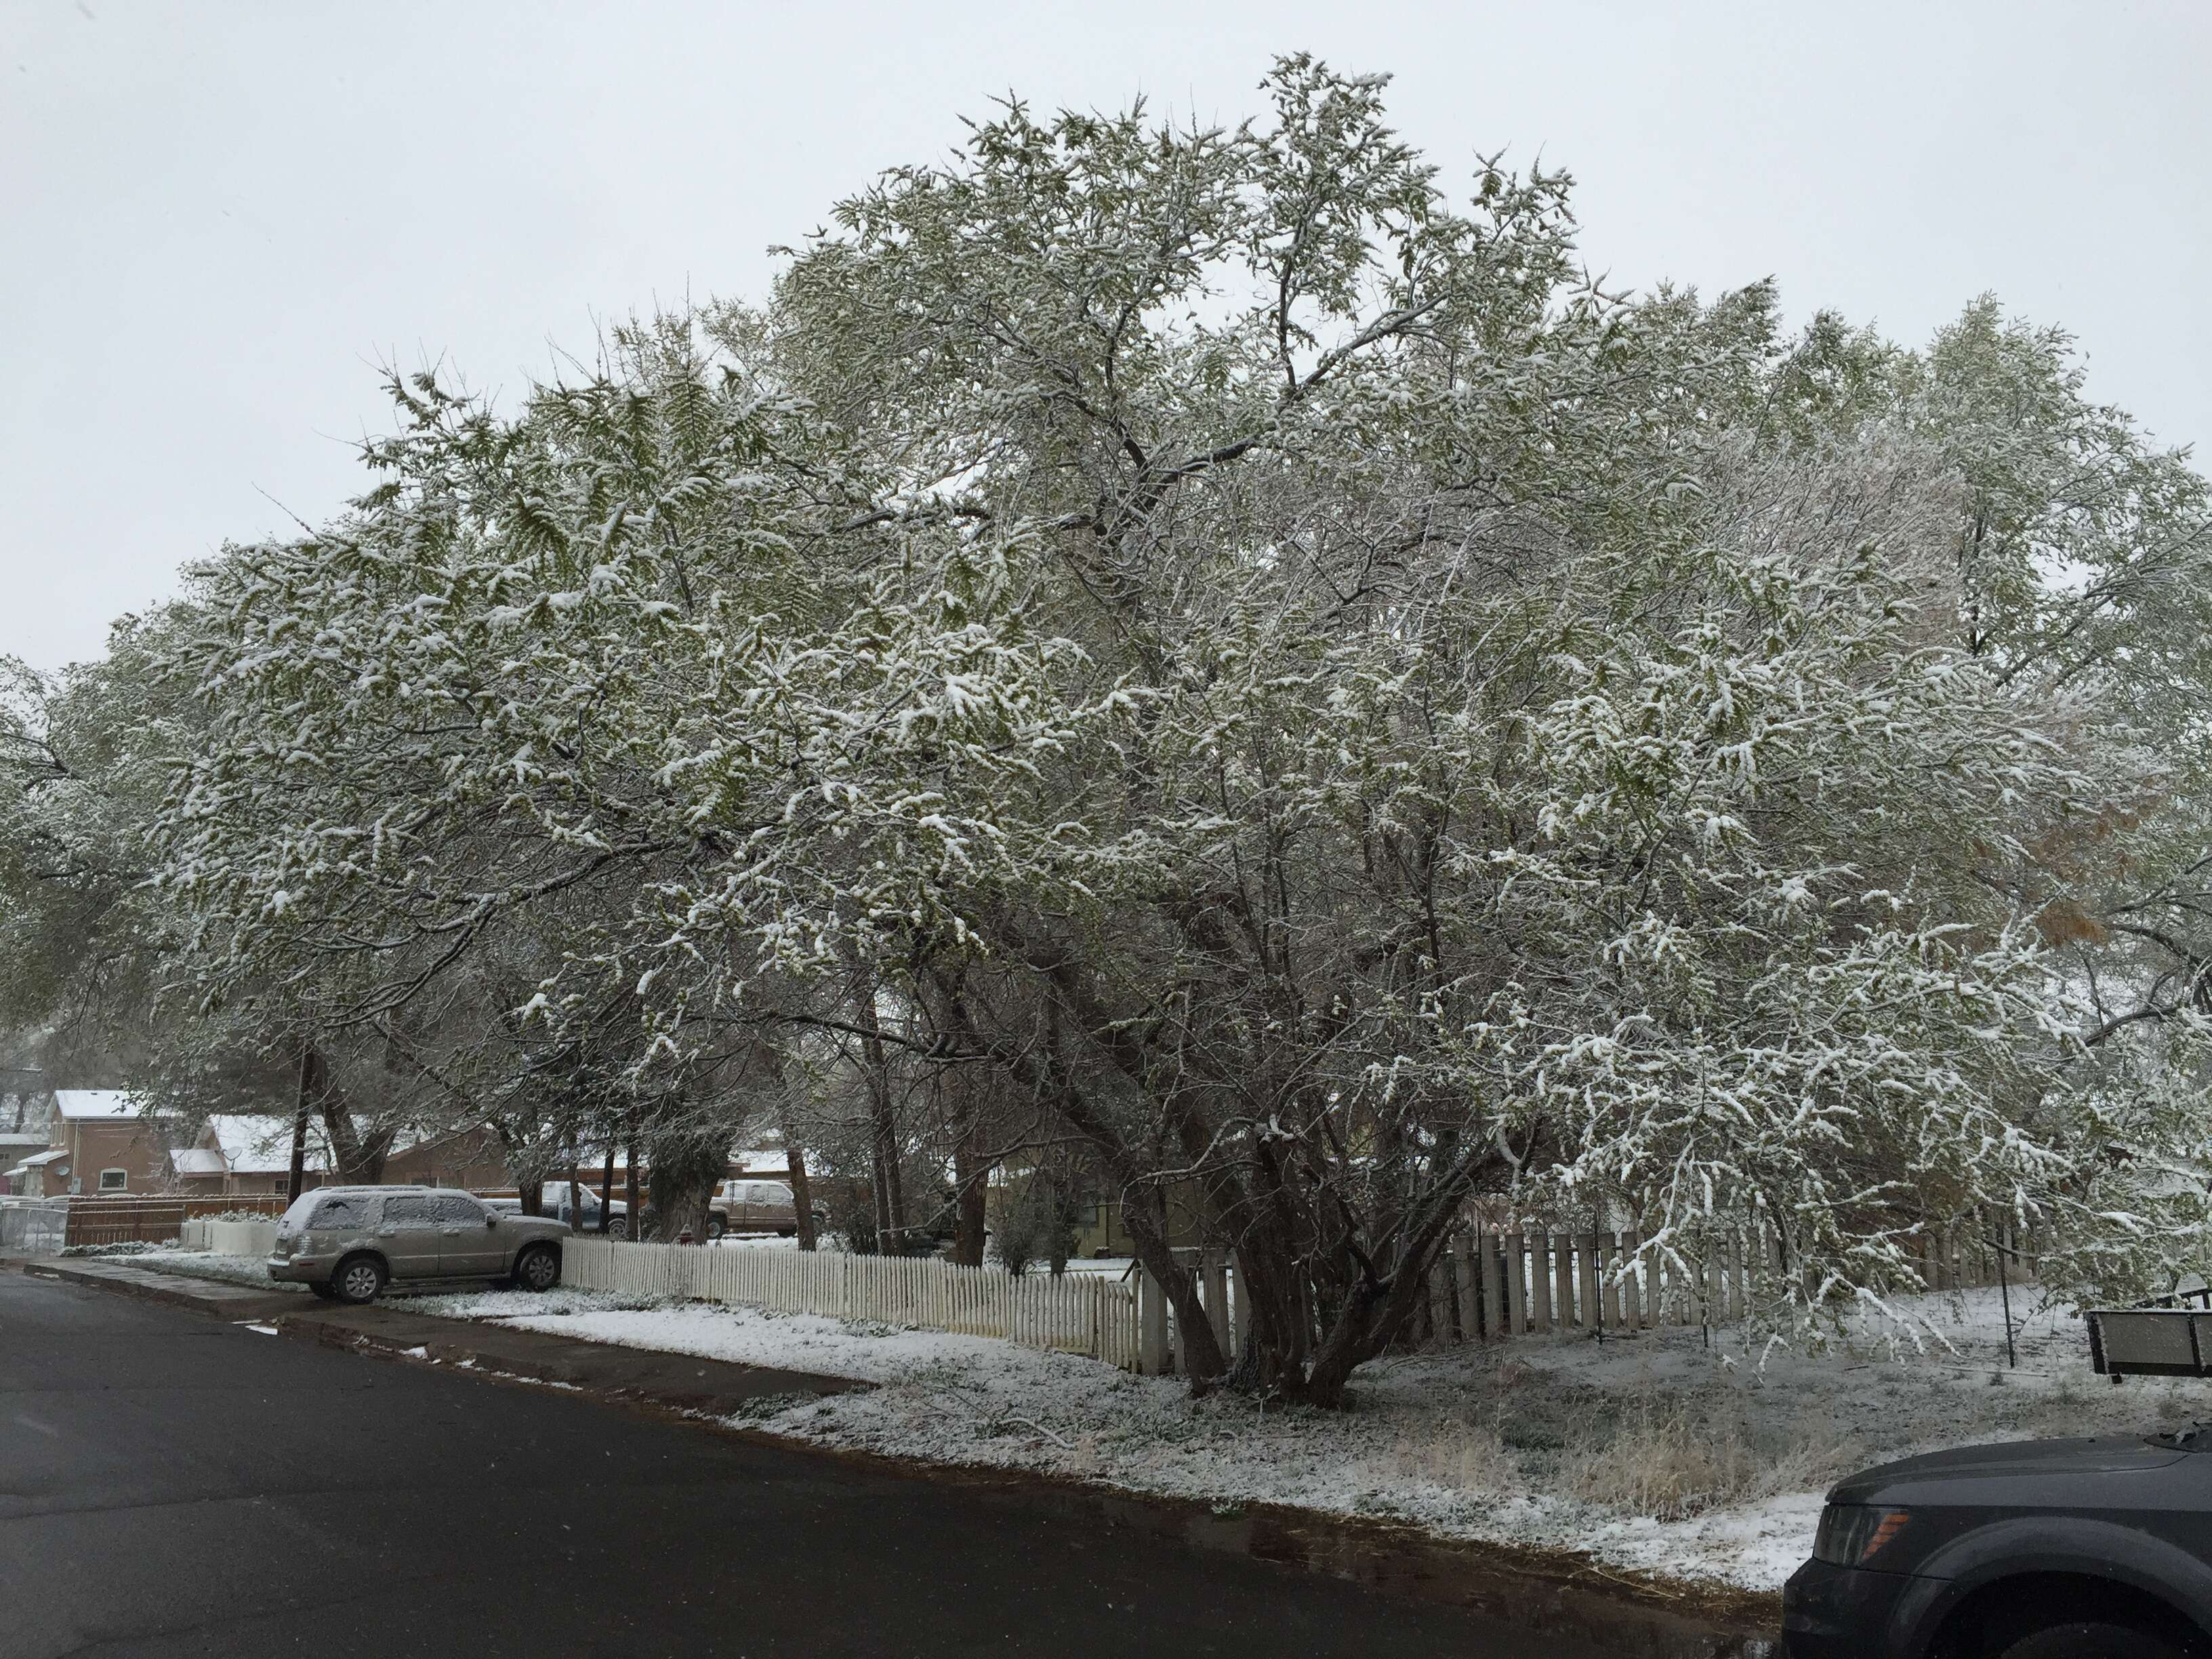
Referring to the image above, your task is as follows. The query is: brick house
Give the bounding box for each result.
[6,1090,173,1197]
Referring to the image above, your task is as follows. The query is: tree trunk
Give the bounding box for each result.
[519,1180,543,1216]
[623,1121,640,1231]
[782,1119,817,1251]
[952,1126,989,1268]
[647,1130,724,1245]
[286,1044,315,1204]
[848,962,905,1242]
[1111,1182,1228,1392]
[598,1136,616,1235]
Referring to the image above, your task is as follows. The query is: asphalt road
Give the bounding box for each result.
[0,1273,1595,1658]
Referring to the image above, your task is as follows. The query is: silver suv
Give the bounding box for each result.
[268,1186,570,1305]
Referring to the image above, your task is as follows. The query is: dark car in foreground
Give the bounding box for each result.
[1784,1429,2212,1658]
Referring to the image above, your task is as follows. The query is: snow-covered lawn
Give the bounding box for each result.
[396,1280,2209,1593]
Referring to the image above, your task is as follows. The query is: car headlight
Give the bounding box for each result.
[1812,1504,1912,1568]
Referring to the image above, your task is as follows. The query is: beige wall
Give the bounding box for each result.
[56,1120,173,1196]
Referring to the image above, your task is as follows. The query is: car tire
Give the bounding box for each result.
[512,1244,561,1292]
[608,1216,629,1240]
[2002,1623,2184,1659]
[331,1254,387,1305]
[777,1226,796,1238]
[705,1216,727,1240]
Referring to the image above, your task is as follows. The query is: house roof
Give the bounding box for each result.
[55,1090,143,1121]
[169,1147,228,1176]
[19,1148,68,1166]
[206,1114,330,1175]
[0,1130,48,1149]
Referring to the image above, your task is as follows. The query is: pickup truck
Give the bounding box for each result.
[708,1179,825,1240]
[1786,1305,2212,1657]
[1784,1431,2212,1657]
[484,1181,631,1238]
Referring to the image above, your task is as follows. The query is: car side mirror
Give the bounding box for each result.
[486,1214,499,1227]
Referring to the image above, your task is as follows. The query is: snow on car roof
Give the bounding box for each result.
[54,1089,143,1120]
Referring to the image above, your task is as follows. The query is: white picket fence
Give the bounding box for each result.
[561,1237,1145,1370]
[554,1223,2040,1379]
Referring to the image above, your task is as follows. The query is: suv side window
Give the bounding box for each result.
[309,1194,375,1231]
[427,1195,486,1225]
[382,1195,439,1228]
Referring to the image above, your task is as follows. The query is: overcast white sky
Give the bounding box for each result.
[3,1,2206,670]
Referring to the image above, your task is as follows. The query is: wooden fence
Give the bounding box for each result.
[52,1194,286,1248]
[561,1237,1145,1370]
[1396,1218,2048,1349]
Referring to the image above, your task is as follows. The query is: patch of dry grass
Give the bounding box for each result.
[1563,1396,1854,1521]
[1377,1422,1520,1493]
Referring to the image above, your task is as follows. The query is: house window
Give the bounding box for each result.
[98,1168,128,1193]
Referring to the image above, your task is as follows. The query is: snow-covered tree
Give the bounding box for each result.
[106,57,2212,1402]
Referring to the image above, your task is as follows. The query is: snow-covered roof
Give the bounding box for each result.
[18,1148,68,1166]
[0,1130,48,1149]
[169,1147,227,1176]
[55,1089,143,1120]
[207,1114,331,1175]
[731,1146,790,1175]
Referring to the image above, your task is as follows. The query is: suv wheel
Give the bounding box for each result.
[705,1215,727,1240]
[512,1244,561,1292]
[2003,1624,2184,1659]
[608,1216,629,1240]
[332,1254,387,1305]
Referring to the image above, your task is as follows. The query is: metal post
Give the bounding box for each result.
[1996,1233,2017,1370]
[1203,1248,1231,1358]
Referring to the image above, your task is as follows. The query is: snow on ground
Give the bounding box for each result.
[130,1240,2207,1593]
[393,1278,2212,1593]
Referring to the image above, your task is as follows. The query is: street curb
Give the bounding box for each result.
[21,1256,302,1319]
[18,1253,1779,1656]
